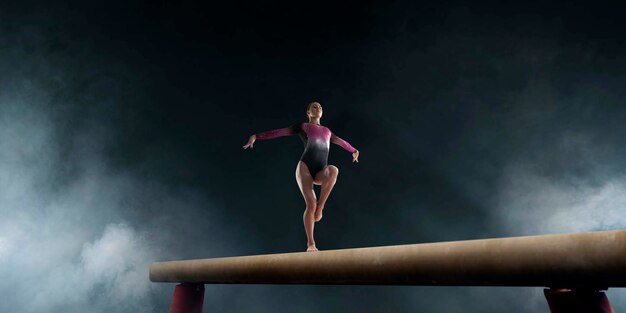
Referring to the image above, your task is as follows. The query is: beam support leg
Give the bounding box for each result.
[544,288,615,313]
[169,283,205,313]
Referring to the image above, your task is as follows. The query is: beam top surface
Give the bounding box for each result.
[150,229,626,288]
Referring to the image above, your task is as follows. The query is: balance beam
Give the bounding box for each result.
[151,229,626,287]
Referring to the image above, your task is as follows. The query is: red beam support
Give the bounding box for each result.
[544,288,615,313]
[168,283,205,313]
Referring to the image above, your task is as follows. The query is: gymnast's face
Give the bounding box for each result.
[307,102,323,119]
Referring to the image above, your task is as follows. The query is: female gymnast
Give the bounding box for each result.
[242,102,359,252]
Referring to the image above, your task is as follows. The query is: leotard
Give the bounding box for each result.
[255,122,357,178]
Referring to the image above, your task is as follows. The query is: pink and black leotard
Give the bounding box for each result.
[255,122,358,178]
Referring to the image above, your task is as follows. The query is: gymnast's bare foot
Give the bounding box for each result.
[307,243,319,252]
[315,202,324,222]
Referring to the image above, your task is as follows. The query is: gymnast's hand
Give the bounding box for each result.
[243,134,256,149]
[352,150,359,163]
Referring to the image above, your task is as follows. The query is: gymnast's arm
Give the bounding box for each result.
[331,132,359,162]
[243,124,301,149]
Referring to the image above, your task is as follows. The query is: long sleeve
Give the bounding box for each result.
[331,132,357,153]
[255,123,301,140]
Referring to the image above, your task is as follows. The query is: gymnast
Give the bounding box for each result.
[243,101,359,252]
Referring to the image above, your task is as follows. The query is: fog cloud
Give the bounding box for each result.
[0,29,245,311]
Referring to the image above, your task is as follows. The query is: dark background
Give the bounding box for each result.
[1,1,625,312]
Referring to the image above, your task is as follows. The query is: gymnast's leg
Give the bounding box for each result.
[314,165,339,222]
[296,161,319,252]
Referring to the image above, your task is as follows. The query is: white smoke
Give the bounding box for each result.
[0,83,240,312]
[0,236,10,262]
[0,20,255,312]
[492,130,626,235]
[0,101,151,312]
[28,223,156,312]
[489,129,626,311]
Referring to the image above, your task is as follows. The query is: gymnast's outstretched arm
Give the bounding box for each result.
[331,133,359,162]
[243,124,301,149]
